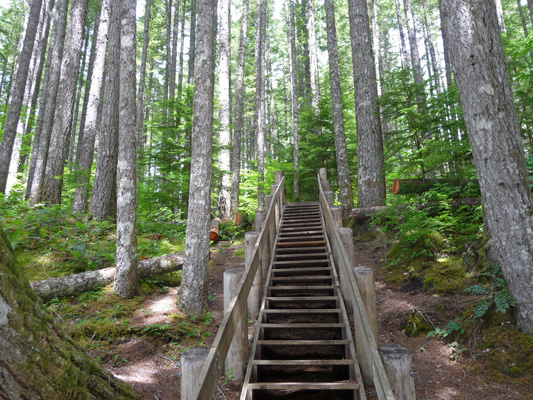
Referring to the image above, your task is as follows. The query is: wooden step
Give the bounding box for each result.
[245,382,359,390]
[253,359,352,366]
[276,240,326,247]
[271,267,331,275]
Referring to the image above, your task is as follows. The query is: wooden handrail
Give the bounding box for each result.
[194,176,286,399]
[318,174,395,400]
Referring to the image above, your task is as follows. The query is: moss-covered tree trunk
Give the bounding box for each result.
[0,229,136,399]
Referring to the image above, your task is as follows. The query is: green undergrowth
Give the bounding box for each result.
[0,197,185,282]
[370,187,483,293]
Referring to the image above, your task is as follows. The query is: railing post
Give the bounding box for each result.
[256,209,270,284]
[275,171,285,206]
[181,347,209,399]
[271,184,280,231]
[379,344,416,400]
[353,266,379,386]
[331,206,343,229]
[324,190,334,207]
[245,232,261,319]
[223,268,248,382]
[318,168,330,191]
[338,227,355,308]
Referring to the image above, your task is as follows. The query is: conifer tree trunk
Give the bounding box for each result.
[72,0,110,213]
[187,0,197,84]
[529,0,533,25]
[404,0,425,106]
[169,0,180,101]
[347,0,385,208]
[370,0,381,95]
[218,0,231,220]
[394,0,409,68]
[288,0,300,199]
[178,0,216,318]
[177,0,186,98]
[42,0,89,204]
[0,0,43,194]
[494,0,507,33]
[307,0,319,113]
[421,0,442,91]
[517,0,529,37]
[230,0,249,218]
[0,229,136,399]
[255,0,267,210]
[324,0,353,214]
[90,0,120,220]
[115,0,138,298]
[440,0,533,334]
[28,0,68,205]
[136,0,151,153]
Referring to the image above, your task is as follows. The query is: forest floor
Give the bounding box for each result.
[55,237,532,400]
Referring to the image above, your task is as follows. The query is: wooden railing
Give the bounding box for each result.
[194,174,286,399]
[318,173,396,400]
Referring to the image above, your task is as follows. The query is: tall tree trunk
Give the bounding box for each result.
[255,0,267,210]
[170,0,180,101]
[370,0,381,96]
[218,0,231,220]
[72,0,111,213]
[494,0,507,33]
[394,0,409,68]
[177,0,187,98]
[136,0,151,154]
[307,0,319,113]
[0,229,136,399]
[19,0,53,173]
[440,0,533,334]
[0,0,43,194]
[325,0,353,214]
[529,0,533,25]
[404,0,425,105]
[178,0,216,318]
[90,0,120,220]
[75,5,101,163]
[348,0,385,208]
[163,0,171,116]
[187,0,197,84]
[421,0,442,91]
[28,0,69,205]
[67,31,90,166]
[115,0,138,298]
[42,0,90,204]
[230,0,249,218]
[288,0,299,199]
[517,0,529,37]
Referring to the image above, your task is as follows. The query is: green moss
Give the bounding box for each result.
[423,257,471,294]
[479,326,533,382]
[405,311,432,337]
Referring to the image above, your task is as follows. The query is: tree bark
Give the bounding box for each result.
[288,0,300,200]
[307,0,320,113]
[230,0,250,218]
[42,0,89,204]
[0,0,43,194]
[394,0,409,68]
[0,229,136,399]
[28,0,68,205]
[90,0,120,220]
[115,0,138,298]
[218,0,232,220]
[494,0,507,33]
[187,0,197,85]
[440,0,533,333]
[421,0,442,91]
[177,0,187,98]
[71,0,111,213]
[517,0,529,37]
[529,0,533,25]
[255,0,267,210]
[169,0,180,101]
[348,0,386,208]
[178,0,216,318]
[136,0,151,157]
[324,0,354,214]
[32,253,184,301]
[403,0,426,111]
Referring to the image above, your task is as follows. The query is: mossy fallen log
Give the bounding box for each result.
[31,253,184,301]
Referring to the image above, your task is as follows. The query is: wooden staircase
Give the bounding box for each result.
[242,202,366,400]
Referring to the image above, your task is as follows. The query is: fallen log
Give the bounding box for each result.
[210,217,222,242]
[31,253,184,301]
[350,198,481,222]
